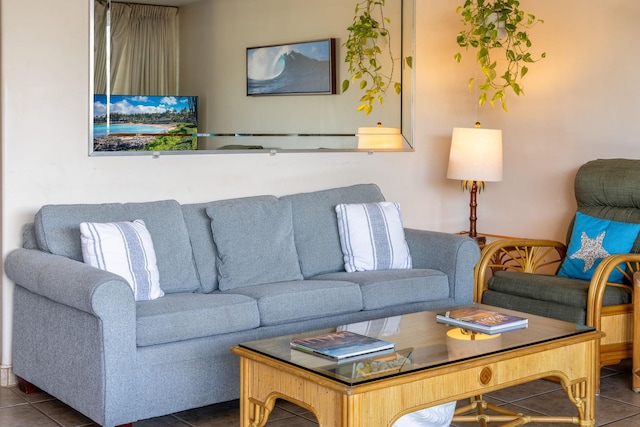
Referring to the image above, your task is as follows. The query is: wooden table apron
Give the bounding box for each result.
[231,330,603,427]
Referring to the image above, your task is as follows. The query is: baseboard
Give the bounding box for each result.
[0,365,17,387]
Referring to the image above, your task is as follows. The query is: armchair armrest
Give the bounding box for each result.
[475,239,567,302]
[587,253,640,327]
[404,229,480,304]
[633,272,640,392]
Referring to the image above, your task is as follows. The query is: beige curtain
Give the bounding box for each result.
[94,1,107,93]
[94,1,178,96]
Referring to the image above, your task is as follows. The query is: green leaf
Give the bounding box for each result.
[341,80,350,93]
[394,82,402,95]
[454,52,462,63]
[512,83,522,95]
[406,56,413,68]
[521,66,528,78]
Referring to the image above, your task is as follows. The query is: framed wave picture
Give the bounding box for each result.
[93,95,198,152]
[246,38,336,96]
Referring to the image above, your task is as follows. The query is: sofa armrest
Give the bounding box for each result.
[5,248,134,316]
[404,229,480,304]
[5,248,138,426]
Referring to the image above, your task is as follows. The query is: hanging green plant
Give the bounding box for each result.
[454,0,545,112]
[342,0,411,115]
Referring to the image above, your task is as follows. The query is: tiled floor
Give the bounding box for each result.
[2,361,640,426]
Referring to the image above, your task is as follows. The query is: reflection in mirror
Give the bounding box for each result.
[90,0,414,154]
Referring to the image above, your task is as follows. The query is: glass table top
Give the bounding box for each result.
[238,304,595,386]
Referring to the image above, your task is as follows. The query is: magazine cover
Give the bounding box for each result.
[290,330,395,361]
[436,307,528,334]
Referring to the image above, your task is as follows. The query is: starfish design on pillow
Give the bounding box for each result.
[569,231,610,272]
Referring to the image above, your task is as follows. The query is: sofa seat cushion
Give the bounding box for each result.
[487,271,632,308]
[313,269,450,310]
[228,280,363,326]
[136,293,260,347]
[481,290,587,324]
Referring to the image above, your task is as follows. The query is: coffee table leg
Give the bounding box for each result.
[237,354,345,427]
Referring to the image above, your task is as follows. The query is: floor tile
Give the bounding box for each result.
[32,399,98,427]
[0,404,62,427]
[594,396,640,427]
[9,386,55,404]
[484,378,563,402]
[134,415,191,427]
[0,387,29,409]
[604,413,640,426]
[599,372,640,407]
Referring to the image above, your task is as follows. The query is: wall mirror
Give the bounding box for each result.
[91,0,414,155]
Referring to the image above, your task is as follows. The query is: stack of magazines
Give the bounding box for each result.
[436,307,528,335]
[290,330,395,362]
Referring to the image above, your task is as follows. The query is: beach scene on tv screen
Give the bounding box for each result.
[93,95,198,151]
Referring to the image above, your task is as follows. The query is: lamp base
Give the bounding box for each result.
[460,232,486,245]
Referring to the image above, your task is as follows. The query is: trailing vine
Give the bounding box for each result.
[454,0,545,112]
[342,0,410,115]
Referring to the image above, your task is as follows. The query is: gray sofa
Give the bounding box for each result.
[4,184,479,427]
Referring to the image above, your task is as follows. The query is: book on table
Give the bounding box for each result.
[290,330,395,361]
[436,307,528,335]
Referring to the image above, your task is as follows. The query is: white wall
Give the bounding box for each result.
[1,0,639,381]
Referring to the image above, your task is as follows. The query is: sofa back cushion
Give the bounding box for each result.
[282,184,386,277]
[34,199,201,294]
[206,195,303,290]
[181,202,219,293]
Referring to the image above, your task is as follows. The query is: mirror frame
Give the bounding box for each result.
[89,0,415,156]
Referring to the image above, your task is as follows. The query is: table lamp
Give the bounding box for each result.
[447,124,503,245]
[357,124,403,150]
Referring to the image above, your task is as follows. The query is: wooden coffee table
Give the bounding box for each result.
[231,305,603,427]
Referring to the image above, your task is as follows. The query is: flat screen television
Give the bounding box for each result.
[93,94,198,152]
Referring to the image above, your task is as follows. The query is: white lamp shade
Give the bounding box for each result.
[357,127,403,149]
[447,127,503,182]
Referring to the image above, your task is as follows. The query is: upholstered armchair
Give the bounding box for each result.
[475,158,640,391]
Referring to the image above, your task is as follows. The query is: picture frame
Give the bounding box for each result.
[246,38,336,96]
[93,94,198,152]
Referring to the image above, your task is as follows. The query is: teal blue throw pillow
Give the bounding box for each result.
[558,212,640,283]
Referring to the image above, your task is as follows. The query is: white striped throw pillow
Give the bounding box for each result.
[335,202,412,272]
[80,219,164,301]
